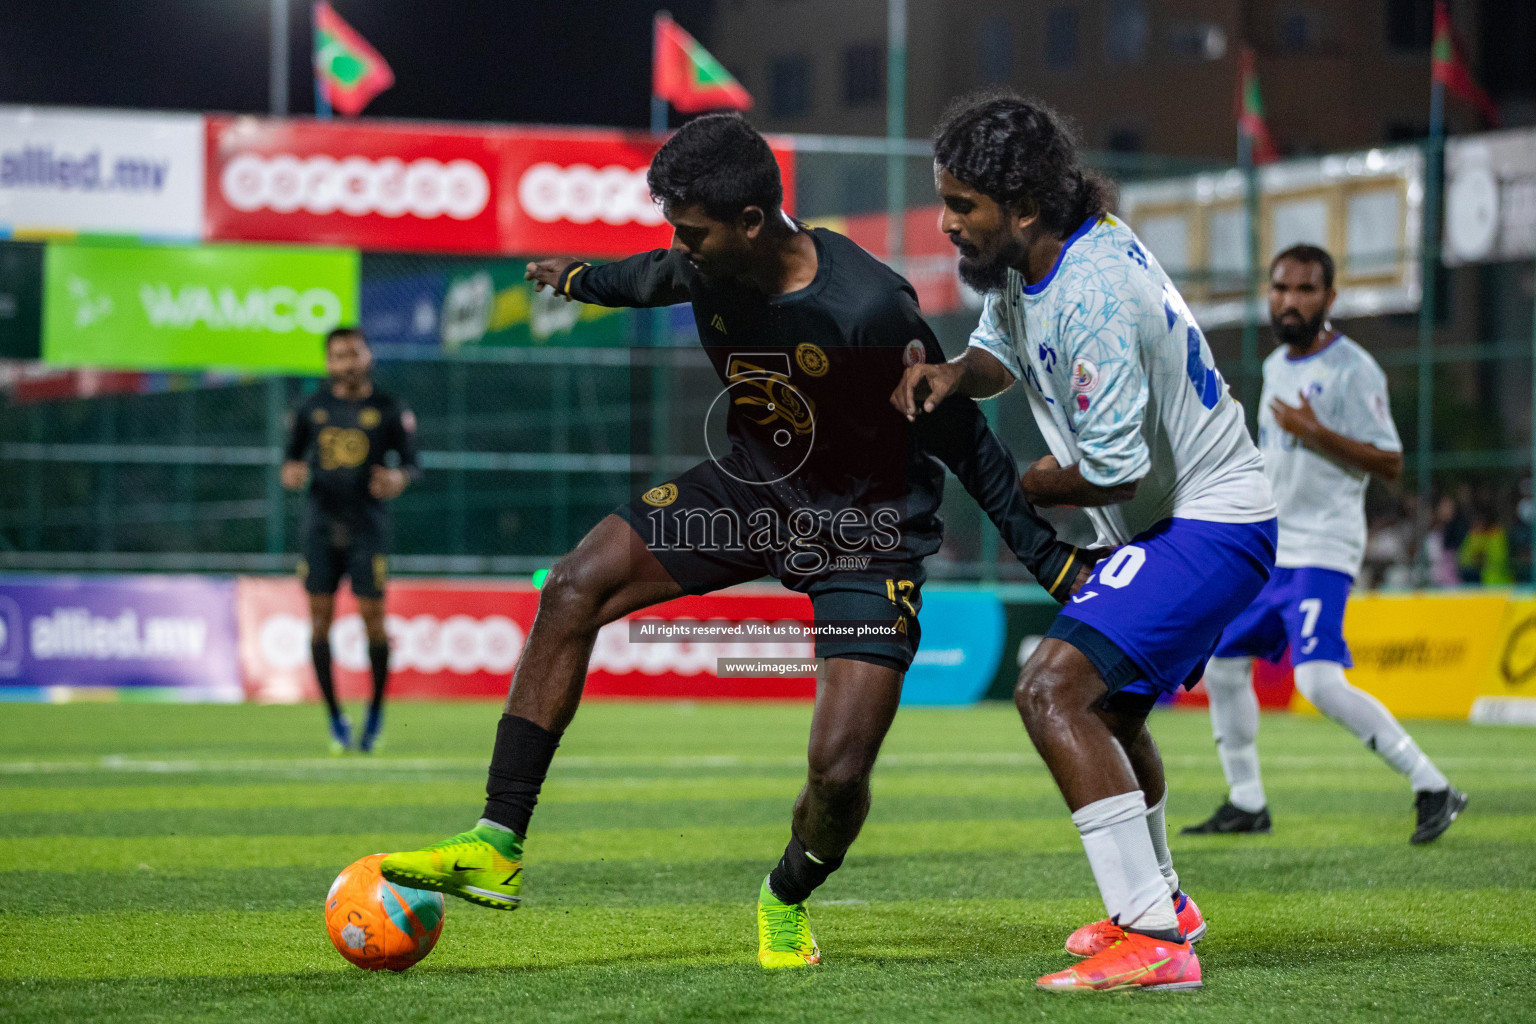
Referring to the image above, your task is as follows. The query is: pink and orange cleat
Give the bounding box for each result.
[1037,931,1203,993]
[1064,892,1206,957]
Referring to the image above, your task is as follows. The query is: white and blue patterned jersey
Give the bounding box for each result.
[1259,334,1401,577]
[967,215,1275,546]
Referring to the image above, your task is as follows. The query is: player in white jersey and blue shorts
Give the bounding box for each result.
[1185,244,1466,845]
[895,92,1277,994]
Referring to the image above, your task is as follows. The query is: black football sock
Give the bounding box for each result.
[310,640,341,719]
[482,714,562,838]
[367,641,390,714]
[766,833,844,905]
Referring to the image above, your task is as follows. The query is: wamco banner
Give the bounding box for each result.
[0,106,205,240]
[42,242,358,373]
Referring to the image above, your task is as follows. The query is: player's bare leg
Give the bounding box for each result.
[1016,639,1201,992]
[760,657,904,968]
[1064,700,1206,956]
[306,593,350,752]
[356,596,390,753]
[380,514,682,910]
[502,514,684,731]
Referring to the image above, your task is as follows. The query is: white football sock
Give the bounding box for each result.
[1144,790,1179,897]
[1293,660,1449,792]
[1072,790,1179,935]
[1204,656,1266,812]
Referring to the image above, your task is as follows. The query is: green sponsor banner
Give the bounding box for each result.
[43,243,360,373]
[439,261,627,349]
[0,241,43,359]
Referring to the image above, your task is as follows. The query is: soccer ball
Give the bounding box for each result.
[324,853,445,971]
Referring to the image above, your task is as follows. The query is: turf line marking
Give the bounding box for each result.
[4,752,1535,776]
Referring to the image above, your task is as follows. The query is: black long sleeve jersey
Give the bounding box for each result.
[564,227,1078,596]
[285,386,420,527]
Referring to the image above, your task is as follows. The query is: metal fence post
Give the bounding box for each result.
[265,376,286,556]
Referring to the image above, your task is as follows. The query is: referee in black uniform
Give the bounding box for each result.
[282,327,420,753]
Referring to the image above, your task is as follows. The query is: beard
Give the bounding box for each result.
[956,235,1027,292]
[1271,308,1326,347]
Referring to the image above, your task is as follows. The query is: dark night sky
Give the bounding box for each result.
[0,0,716,127]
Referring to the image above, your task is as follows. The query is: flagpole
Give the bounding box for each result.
[313,2,332,118]
[270,0,288,116]
[885,0,906,274]
[649,12,670,480]
[1416,65,1445,579]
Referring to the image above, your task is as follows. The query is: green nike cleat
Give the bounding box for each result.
[379,825,524,911]
[757,876,820,969]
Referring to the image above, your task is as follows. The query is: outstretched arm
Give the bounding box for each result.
[527,249,692,308]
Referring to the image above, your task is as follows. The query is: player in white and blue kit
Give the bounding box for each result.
[896,93,1277,994]
[1186,245,1466,844]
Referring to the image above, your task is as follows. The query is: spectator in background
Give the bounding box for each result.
[1362,500,1414,590]
[1459,500,1513,585]
[1423,495,1463,587]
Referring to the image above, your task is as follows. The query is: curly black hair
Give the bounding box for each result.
[647,113,783,222]
[933,90,1112,239]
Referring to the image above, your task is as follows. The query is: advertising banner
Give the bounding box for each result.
[207,117,501,253]
[361,254,628,350]
[42,242,358,373]
[1473,597,1536,724]
[206,117,796,258]
[236,578,997,705]
[0,575,241,701]
[236,577,819,703]
[495,128,794,257]
[0,240,42,358]
[1287,591,1506,720]
[0,106,205,240]
[902,589,1004,704]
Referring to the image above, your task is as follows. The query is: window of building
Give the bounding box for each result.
[1164,21,1228,61]
[978,17,1013,83]
[843,43,884,105]
[1105,0,1148,64]
[1386,0,1434,52]
[1045,7,1080,70]
[769,54,813,118]
[1279,8,1323,54]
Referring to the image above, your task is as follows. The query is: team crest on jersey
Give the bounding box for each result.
[903,339,927,367]
[358,407,382,429]
[795,342,830,377]
[642,483,679,507]
[1070,358,1100,395]
[311,408,329,424]
[1302,381,1324,402]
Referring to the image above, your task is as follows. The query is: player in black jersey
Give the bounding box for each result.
[282,327,420,754]
[380,114,1097,967]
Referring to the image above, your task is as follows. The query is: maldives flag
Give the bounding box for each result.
[1236,45,1279,165]
[1432,0,1499,126]
[653,13,752,114]
[314,2,395,117]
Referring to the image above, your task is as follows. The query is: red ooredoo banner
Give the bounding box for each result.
[206,118,796,258]
[235,577,817,703]
[207,117,503,253]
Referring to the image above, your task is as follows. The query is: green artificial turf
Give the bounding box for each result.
[1,700,1532,1022]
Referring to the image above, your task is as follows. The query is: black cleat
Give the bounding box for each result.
[1180,801,1273,835]
[1411,787,1467,845]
